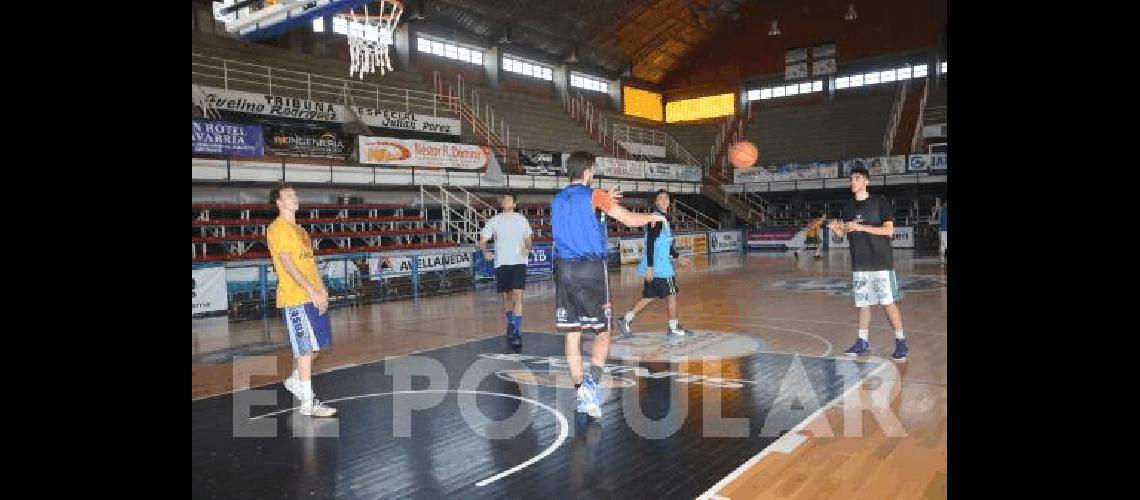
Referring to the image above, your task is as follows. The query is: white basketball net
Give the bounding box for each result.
[336,0,404,79]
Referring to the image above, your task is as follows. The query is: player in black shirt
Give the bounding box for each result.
[827,167,908,361]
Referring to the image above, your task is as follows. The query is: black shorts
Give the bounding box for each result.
[495,264,527,292]
[554,259,609,331]
[642,277,678,298]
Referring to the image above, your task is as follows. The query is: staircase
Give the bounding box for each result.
[432,72,518,173]
[564,92,638,159]
[418,185,492,245]
[887,79,928,155]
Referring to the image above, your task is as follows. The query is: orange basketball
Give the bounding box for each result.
[729,141,758,169]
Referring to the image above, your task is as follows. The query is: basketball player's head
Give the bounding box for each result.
[654,189,671,213]
[269,182,298,214]
[566,151,596,183]
[848,167,870,195]
[501,192,517,211]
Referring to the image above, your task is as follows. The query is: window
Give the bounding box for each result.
[812,80,823,92]
[835,77,849,89]
[940,62,947,73]
[504,56,553,81]
[913,64,928,77]
[416,37,483,65]
[799,82,813,94]
[572,73,608,92]
[864,72,880,85]
[897,67,911,79]
[880,70,895,82]
[850,74,864,87]
[759,88,772,100]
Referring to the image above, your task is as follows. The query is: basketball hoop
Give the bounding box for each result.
[335,0,404,79]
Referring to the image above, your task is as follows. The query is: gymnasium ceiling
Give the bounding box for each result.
[405,0,946,87]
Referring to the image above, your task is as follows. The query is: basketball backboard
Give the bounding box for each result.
[212,0,374,41]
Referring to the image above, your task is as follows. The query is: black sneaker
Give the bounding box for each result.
[891,339,908,362]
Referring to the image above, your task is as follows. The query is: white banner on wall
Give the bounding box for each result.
[734,167,773,183]
[358,137,490,169]
[643,163,702,182]
[620,238,644,264]
[828,226,913,248]
[673,234,695,257]
[880,156,907,174]
[644,163,673,179]
[619,142,667,158]
[192,266,228,315]
[842,156,907,176]
[197,86,462,135]
[811,160,840,178]
[908,153,948,173]
[891,226,915,248]
[708,230,743,253]
[597,157,647,179]
[368,251,472,278]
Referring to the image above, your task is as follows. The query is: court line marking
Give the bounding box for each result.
[192,333,504,401]
[690,313,947,336]
[210,330,891,493]
[249,389,568,488]
[495,370,638,389]
[695,361,892,500]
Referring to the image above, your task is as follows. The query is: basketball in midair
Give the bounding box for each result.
[729,141,759,169]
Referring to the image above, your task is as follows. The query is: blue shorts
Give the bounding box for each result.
[280,303,332,357]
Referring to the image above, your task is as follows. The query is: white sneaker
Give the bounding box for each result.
[283,377,304,400]
[668,325,694,336]
[299,399,337,417]
[576,384,600,418]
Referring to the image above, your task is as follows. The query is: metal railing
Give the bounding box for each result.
[191,53,448,117]
[673,199,720,231]
[565,92,637,159]
[419,184,491,245]
[205,253,478,322]
[707,101,753,183]
[728,172,947,194]
[432,72,519,172]
[910,82,930,153]
[610,121,707,170]
[883,79,911,154]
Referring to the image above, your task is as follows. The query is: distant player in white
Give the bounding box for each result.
[479,193,533,348]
